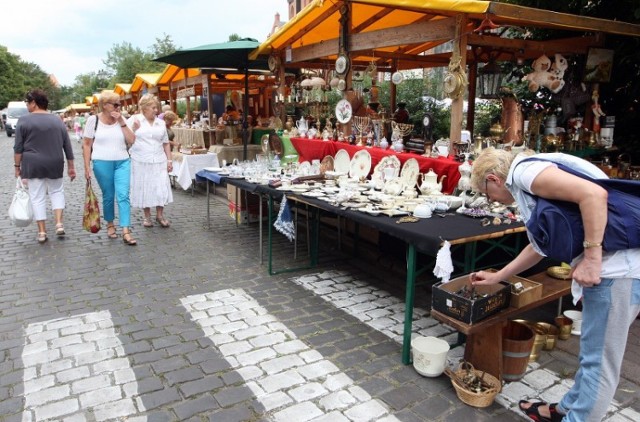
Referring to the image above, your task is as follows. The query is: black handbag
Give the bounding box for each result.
[518,158,640,262]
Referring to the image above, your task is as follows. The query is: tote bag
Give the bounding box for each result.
[518,158,640,262]
[8,177,33,227]
[82,180,101,233]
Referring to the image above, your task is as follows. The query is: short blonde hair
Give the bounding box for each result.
[163,111,178,124]
[139,94,159,112]
[470,147,534,191]
[99,91,120,109]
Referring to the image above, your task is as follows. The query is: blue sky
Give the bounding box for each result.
[2,0,288,86]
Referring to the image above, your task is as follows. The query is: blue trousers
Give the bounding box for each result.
[558,278,640,421]
[92,159,131,228]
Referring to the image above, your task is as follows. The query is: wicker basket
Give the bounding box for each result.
[448,363,501,408]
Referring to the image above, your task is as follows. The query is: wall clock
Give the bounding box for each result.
[335,53,350,76]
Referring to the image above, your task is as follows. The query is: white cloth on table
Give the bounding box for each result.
[433,240,454,283]
[130,159,173,208]
[171,153,219,190]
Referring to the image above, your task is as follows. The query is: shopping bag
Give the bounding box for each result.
[82,180,101,233]
[8,177,33,227]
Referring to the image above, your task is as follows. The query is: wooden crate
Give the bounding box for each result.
[485,269,543,308]
[432,275,511,324]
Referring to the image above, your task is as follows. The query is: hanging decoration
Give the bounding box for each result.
[443,49,468,100]
[521,54,566,94]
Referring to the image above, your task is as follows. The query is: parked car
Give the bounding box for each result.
[5,101,29,137]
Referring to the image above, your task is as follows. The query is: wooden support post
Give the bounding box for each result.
[449,15,468,151]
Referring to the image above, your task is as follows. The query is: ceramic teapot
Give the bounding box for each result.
[419,168,446,195]
[296,117,308,133]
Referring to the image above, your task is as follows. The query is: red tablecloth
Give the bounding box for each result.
[290,138,461,193]
[290,138,337,163]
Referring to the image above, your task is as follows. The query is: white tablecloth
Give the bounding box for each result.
[171,153,219,190]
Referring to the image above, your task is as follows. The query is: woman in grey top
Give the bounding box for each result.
[14,89,76,243]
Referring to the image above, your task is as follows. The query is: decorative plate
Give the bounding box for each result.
[298,161,311,174]
[320,155,334,175]
[335,99,352,124]
[334,149,351,174]
[373,155,401,180]
[391,71,404,85]
[269,133,284,155]
[335,53,350,75]
[400,158,420,189]
[349,150,372,179]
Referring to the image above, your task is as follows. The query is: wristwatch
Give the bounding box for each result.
[583,240,602,249]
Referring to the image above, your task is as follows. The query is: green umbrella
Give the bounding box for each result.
[153,38,268,71]
[154,38,270,159]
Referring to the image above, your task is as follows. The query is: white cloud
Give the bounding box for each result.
[1,0,287,86]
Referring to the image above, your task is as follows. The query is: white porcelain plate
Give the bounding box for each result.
[374,155,401,180]
[335,99,353,124]
[391,71,404,85]
[298,161,311,174]
[400,158,420,189]
[334,149,351,174]
[349,149,372,179]
[203,167,224,172]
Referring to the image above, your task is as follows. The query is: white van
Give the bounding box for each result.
[5,101,29,137]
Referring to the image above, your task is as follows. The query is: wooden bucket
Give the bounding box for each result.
[502,321,534,381]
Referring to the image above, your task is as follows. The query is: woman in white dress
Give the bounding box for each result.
[128,94,173,227]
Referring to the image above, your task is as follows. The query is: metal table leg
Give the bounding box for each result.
[402,244,418,365]
[206,180,211,229]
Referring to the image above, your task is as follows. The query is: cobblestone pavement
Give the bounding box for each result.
[1,130,640,421]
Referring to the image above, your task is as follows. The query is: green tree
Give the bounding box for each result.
[0,45,61,109]
[0,46,27,107]
[228,33,241,42]
[103,42,152,84]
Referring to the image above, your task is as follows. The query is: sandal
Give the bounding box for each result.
[518,401,564,422]
[156,217,170,228]
[106,224,118,239]
[37,232,48,244]
[55,223,66,237]
[143,218,153,228]
[122,231,137,246]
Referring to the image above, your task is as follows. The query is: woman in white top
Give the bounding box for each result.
[83,92,137,245]
[128,94,173,228]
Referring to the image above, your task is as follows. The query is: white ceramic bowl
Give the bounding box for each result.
[413,203,432,218]
[563,310,583,334]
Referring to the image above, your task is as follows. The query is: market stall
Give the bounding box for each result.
[251,0,640,153]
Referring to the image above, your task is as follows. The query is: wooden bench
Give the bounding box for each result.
[431,271,572,381]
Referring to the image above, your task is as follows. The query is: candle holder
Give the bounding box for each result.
[352,116,370,146]
[392,121,413,140]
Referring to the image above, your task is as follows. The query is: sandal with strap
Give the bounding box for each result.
[106,224,118,239]
[122,231,137,246]
[37,232,48,244]
[143,218,153,228]
[519,401,564,422]
[156,217,170,228]
[55,223,66,237]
